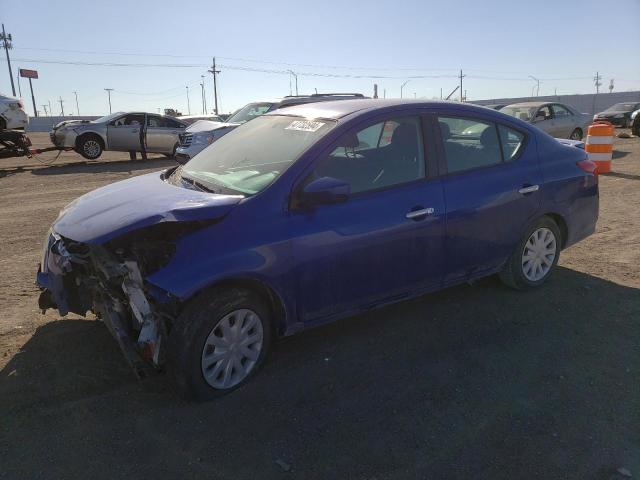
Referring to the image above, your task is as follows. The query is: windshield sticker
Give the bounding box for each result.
[285,120,325,132]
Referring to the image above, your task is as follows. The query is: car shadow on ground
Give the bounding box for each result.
[0,156,175,179]
[1,267,638,479]
[613,150,630,160]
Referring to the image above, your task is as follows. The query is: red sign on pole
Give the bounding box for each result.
[19,69,39,79]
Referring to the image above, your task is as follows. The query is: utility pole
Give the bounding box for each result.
[104,88,113,114]
[594,72,602,94]
[200,80,205,114]
[41,104,48,116]
[608,79,614,93]
[440,88,443,100]
[58,96,64,116]
[1,24,16,96]
[459,69,465,102]
[28,77,37,116]
[48,100,52,117]
[208,57,220,114]
[373,84,378,99]
[186,86,191,115]
[16,72,21,97]
[73,91,79,115]
[400,80,410,98]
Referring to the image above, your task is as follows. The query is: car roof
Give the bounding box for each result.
[264,98,496,120]
[504,101,551,108]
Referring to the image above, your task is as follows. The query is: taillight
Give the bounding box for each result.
[577,159,597,174]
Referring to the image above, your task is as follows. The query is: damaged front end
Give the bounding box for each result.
[36,225,186,376]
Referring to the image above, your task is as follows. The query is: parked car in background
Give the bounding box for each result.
[630,108,640,136]
[0,93,29,130]
[500,102,590,140]
[593,102,640,127]
[178,114,223,125]
[37,99,599,400]
[482,103,507,110]
[50,112,187,159]
[175,93,367,162]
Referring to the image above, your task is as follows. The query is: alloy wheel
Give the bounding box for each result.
[201,309,264,389]
[521,227,557,282]
[83,140,101,158]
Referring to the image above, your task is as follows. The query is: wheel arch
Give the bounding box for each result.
[542,212,568,249]
[183,276,289,337]
[75,131,106,150]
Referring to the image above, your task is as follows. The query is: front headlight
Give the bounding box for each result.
[192,133,216,145]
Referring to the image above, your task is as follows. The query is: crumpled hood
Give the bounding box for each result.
[53,171,243,244]
[52,119,91,130]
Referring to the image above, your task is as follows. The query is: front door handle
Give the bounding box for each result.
[406,207,435,220]
[518,184,539,195]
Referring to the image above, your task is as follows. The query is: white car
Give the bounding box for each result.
[0,94,29,130]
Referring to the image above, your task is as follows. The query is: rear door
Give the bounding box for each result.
[290,114,446,324]
[107,113,144,151]
[435,114,543,284]
[145,115,184,153]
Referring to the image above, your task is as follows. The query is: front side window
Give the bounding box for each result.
[552,104,571,117]
[312,116,425,194]
[181,115,335,195]
[535,106,552,120]
[438,117,502,173]
[147,115,165,127]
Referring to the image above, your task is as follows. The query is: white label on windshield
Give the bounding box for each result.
[285,120,325,132]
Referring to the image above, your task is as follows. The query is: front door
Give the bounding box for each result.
[532,105,558,136]
[290,115,446,325]
[436,115,542,284]
[107,113,144,151]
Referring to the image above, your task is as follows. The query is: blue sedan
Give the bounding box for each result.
[37,100,599,399]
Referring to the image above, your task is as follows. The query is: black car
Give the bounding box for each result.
[593,102,640,127]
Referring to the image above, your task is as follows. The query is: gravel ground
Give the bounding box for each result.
[0,132,638,480]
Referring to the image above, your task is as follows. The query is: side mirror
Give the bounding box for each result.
[299,177,350,207]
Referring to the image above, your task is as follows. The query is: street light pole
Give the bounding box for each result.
[186,86,191,115]
[73,91,79,115]
[400,80,410,98]
[288,70,298,96]
[528,75,540,97]
[104,88,113,114]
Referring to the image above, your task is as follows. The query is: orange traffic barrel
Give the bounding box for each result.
[585,121,614,173]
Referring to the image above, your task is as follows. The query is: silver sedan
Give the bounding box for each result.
[50,112,187,159]
[500,102,591,140]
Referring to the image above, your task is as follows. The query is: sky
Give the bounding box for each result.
[1,0,639,116]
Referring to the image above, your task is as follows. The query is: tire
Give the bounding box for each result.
[0,118,6,130]
[167,287,273,401]
[76,134,104,159]
[633,120,640,137]
[569,128,583,141]
[499,216,561,290]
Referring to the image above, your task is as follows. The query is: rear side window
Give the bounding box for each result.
[438,117,502,173]
[498,125,525,161]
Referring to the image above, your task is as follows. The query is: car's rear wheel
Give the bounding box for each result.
[76,134,103,159]
[167,287,273,401]
[499,216,561,290]
[0,118,6,130]
[569,128,583,140]
[633,120,640,136]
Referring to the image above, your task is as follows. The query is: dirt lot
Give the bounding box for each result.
[1,132,639,479]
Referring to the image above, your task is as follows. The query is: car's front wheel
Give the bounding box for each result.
[76,134,104,159]
[569,128,583,140]
[499,216,561,290]
[167,287,273,400]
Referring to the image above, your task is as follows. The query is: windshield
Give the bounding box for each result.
[605,103,637,112]
[94,112,125,123]
[226,102,274,124]
[500,106,536,121]
[181,115,335,195]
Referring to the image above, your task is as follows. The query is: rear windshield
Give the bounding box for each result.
[182,115,335,195]
[605,103,637,112]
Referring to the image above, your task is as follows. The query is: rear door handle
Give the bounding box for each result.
[406,207,435,220]
[518,185,539,194]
